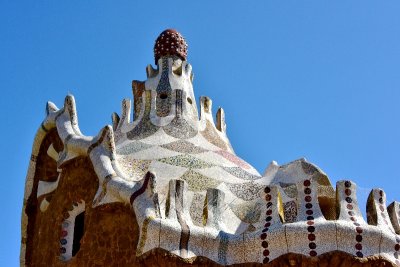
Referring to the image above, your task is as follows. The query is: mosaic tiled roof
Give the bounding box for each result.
[21,30,400,266]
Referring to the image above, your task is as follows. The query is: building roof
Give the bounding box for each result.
[21,30,400,266]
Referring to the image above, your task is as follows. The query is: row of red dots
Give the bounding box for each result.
[261,186,272,264]
[378,190,400,265]
[304,179,317,257]
[344,181,364,258]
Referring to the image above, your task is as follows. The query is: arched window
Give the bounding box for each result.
[72,211,85,256]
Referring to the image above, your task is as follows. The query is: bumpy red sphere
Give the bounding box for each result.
[154,29,188,64]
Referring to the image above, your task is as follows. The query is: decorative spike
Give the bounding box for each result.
[190,72,194,83]
[295,177,324,221]
[335,180,381,259]
[199,96,214,125]
[216,107,226,132]
[101,125,115,153]
[132,81,145,119]
[121,98,131,125]
[366,189,379,226]
[184,62,192,77]
[146,64,158,78]
[368,189,399,263]
[367,189,395,232]
[45,101,58,115]
[336,180,364,221]
[263,161,279,177]
[111,112,120,131]
[64,95,75,115]
[387,201,400,234]
[63,94,78,127]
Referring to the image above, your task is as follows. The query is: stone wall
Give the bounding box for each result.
[28,157,138,267]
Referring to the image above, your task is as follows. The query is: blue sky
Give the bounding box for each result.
[1,1,400,265]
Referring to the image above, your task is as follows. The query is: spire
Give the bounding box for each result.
[154,29,188,64]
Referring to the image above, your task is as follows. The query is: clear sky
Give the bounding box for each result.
[1,1,400,265]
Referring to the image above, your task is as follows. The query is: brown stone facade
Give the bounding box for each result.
[27,153,139,267]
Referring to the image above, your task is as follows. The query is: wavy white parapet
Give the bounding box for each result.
[21,91,400,267]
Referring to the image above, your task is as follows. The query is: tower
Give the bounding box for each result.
[21,29,400,266]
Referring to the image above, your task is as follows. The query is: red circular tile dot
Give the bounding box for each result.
[262,241,268,248]
[308,234,316,241]
[264,222,271,228]
[345,189,352,196]
[305,203,313,209]
[305,196,312,202]
[345,197,353,203]
[307,221,314,226]
[263,257,270,264]
[356,251,363,258]
[306,210,314,215]
[395,244,400,251]
[309,250,317,257]
[309,242,317,249]
[264,187,271,194]
[347,204,353,210]
[265,194,271,201]
[355,243,362,250]
[304,188,311,195]
[344,181,351,188]
[356,227,363,234]
[307,226,315,232]
[356,235,362,242]
[266,209,272,215]
[260,233,267,240]
[263,249,270,256]
[304,180,311,187]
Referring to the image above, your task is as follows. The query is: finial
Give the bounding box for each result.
[154,29,188,65]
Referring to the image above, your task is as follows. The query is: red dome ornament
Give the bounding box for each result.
[154,29,188,64]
